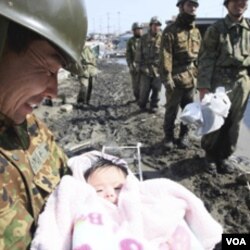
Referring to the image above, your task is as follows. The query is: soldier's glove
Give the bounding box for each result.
[199,88,210,101]
[129,63,136,72]
[164,79,175,91]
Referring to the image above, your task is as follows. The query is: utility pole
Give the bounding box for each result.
[92,18,96,33]
[107,12,110,34]
[117,11,121,35]
[99,17,103,34]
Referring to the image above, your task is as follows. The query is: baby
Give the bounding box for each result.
[84,158,128,205]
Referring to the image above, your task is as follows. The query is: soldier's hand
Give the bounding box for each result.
[199,88,210,101]
[165,79,175,91]
[129,64,135,72]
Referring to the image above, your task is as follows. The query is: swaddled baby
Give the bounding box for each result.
[31,151,223,250]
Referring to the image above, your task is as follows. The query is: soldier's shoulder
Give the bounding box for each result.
[162,23,177,39]
[245,18,250,28]
[140,33,148,42]
[0,154,9,172]
[208,18,226,32]
[127,36,134,42]
[163,22,177,34]
[27,114,53,139]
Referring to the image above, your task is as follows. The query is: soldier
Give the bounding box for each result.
[135,16,162,113]
[197,0,250,174]
[126,22,143,102]
[160,0,201,149]
[77,44,98,105]
[0,0,87,248]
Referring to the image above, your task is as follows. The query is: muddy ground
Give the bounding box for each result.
[34,59,250,248]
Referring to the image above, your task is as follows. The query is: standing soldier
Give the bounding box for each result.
[77,44,98,105]
[126,22,143,102]
[160,0,201,149]
[197,0,250,174]
[136,16,162,113]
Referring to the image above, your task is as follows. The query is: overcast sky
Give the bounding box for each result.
[85,0,250,34]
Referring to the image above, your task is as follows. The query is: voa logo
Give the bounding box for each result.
[226,238,247,246]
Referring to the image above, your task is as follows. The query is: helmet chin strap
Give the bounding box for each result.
[0,17,9,60]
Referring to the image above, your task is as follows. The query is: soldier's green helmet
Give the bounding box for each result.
[132,22,143,30]
[149,16,162,26]
[0,0,87,74]
[176,0,199,7]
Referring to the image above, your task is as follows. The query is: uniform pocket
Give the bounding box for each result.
[153,43,161,58]
[173,70,194,88]
[0,199,33,249]
[33,162,61,194]
[191,35,200,54]
[176,33,187,52]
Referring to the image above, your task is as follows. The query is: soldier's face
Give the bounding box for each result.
[227,0,248,17]
[0,40,64,124]
[134,28,142,37]
[182,1,199,15]
[150,24,161,34]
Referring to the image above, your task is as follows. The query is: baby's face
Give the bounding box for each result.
[87,166,126,205]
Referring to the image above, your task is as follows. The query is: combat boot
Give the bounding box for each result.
[217,159,234,174]
[163,133,175,150]
[77,89,86,104]
[178,124,189,149]
[203,158,217,175]
[178,134,190,149]
[150,107,158,113]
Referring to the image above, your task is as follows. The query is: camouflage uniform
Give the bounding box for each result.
[78,46,98,104]
[126,36,141,101]
[135,31,162,109]
[197,15,250,161]
[160,13,201,141]
[0,112,68,249]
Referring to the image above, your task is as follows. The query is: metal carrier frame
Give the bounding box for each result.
[102,142,143,181]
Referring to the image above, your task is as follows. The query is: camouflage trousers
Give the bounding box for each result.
[130,71,141,101]
[77,76,94,104]
[202,73,250,161]
[164,87,195,138]
[138,74,162,109]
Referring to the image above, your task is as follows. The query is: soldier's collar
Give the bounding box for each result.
[0,111,30,149]
[225,15,250,30]
[0,112,14,133]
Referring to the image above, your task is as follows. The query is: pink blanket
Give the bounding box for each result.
[31,152,222,250]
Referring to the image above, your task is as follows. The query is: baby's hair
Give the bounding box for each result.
[84,157,128,181]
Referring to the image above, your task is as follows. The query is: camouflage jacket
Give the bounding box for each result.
[135,31,162,77]
[80,46,98,79]
[160,14,201,88]
[197,15,250,89]
[126,36,141,71]
[0,112,68,249]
